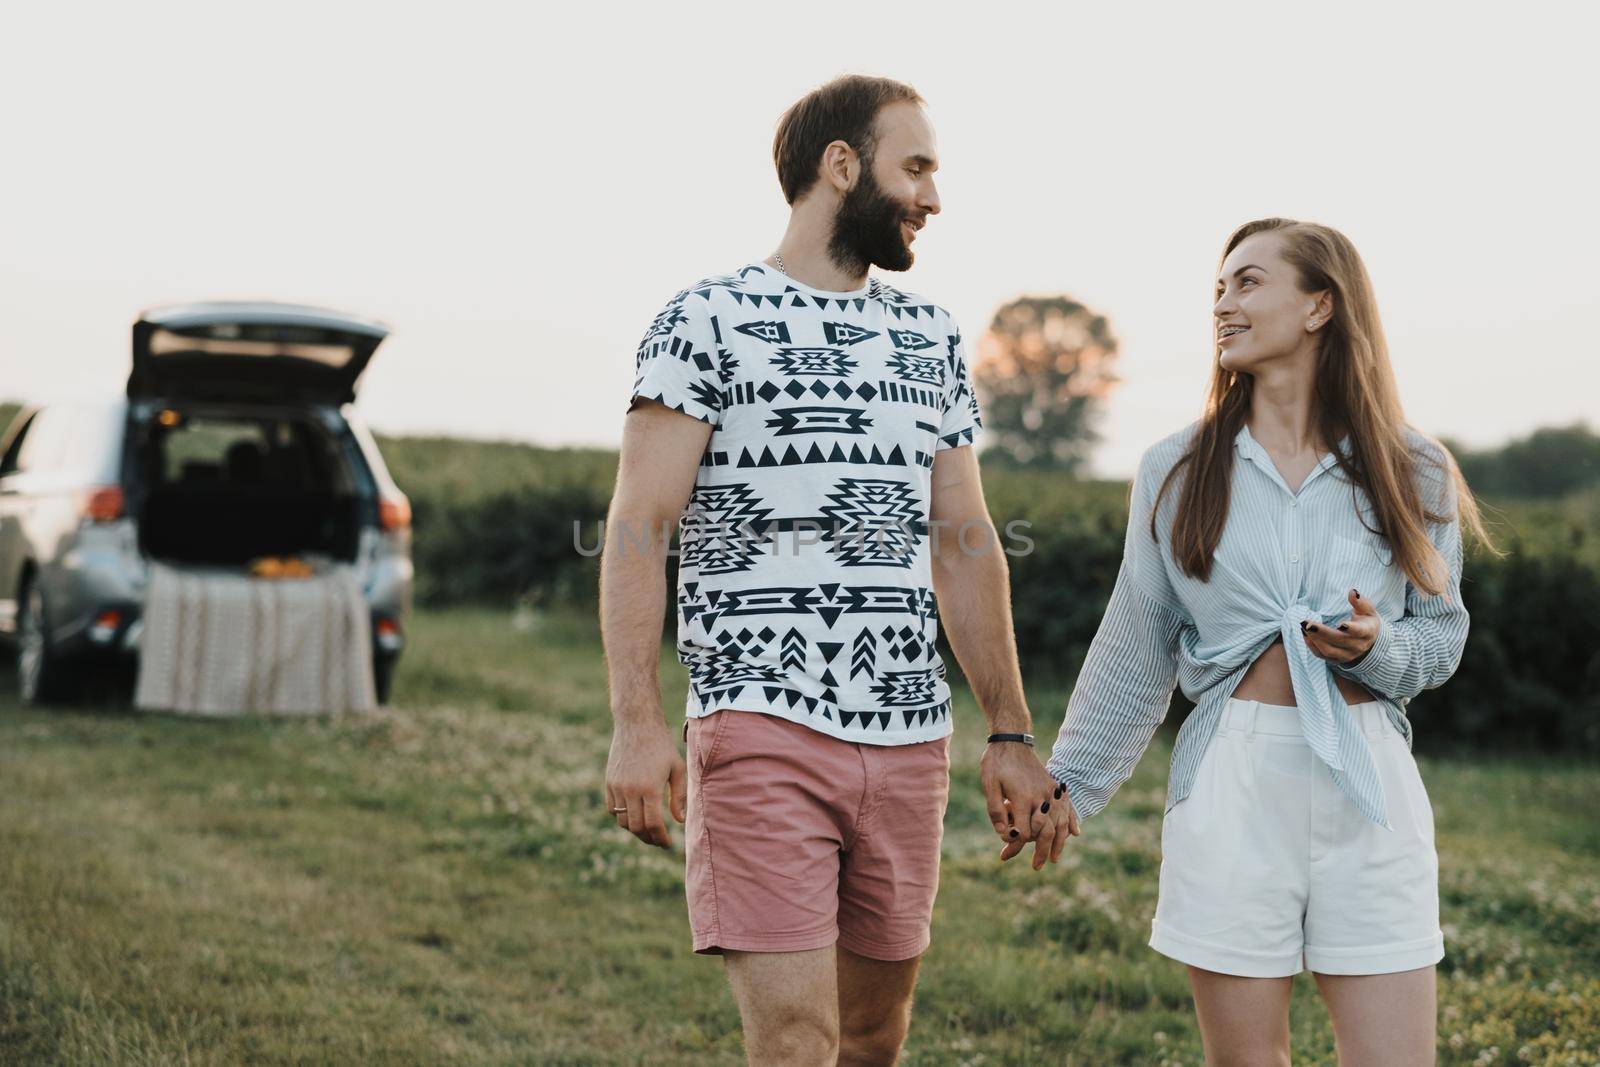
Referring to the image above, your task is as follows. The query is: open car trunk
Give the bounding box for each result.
[128,302,388,406]
[133,407,370,567]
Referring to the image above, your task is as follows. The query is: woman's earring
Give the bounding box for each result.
[1307,320,1318,331]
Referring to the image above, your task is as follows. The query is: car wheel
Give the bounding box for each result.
[18,578,68,705]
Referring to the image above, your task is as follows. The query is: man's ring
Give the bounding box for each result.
[611,806,629,813]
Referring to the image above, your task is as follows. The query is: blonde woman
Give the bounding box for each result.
[1045,218,1492,1064]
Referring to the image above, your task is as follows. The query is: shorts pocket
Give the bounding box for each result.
[1157,734,1259,939]
[690,710,736,778]
[1162,735,1232,867]
[1387,733,1435,844]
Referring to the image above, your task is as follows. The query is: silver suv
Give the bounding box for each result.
[0,302,413,706]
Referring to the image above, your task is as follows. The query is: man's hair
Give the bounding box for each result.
[772,75,924,205]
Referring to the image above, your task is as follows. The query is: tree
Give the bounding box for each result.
[1443,422,1600,499]
[972,295,1120,473]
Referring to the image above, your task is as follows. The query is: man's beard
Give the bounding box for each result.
[827,160,915,276]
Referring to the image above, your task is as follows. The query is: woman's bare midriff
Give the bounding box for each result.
[1232,638,1378,706]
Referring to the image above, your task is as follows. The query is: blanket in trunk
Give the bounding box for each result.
[134,561,376,715]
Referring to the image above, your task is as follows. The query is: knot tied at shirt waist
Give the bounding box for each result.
[1279,601,1345,768]
[1269,601,1393,830]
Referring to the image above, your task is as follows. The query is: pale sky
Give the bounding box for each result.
[2,2,1594,478]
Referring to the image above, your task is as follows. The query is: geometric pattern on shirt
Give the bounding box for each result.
[688,645,784,686]
[639,298,691,346]
[679,482,774,575]
[886,351,945,386]
[687,675,951,732]
[887,328,938,351]
[683,635,951,732]
[633,323,725,417]
[851,626,877,679]
[822,321,881,346]
[635,264,982,743]
[699,624,810,683]
[943,331,980,440]
[743,380,888,406]
[879,623,932,664]
[735,441,912,468]
[728,290,791,309]
[765,406,873,435]
[679,583,937,630]
[940,425,979,450]
[770,347,858,376]
[816,477,923,568]
[720,379,947,412]
[692,270,754,299]
[893,700,950,730]
[874,380,941,408]
[874,282,939,320]
[734,320,791,344]
[868,669,939,707]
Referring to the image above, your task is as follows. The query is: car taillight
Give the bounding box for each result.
[374,615,403,651]
[84,486,125,523]
[379,492,411,532]
[89,610,122,643]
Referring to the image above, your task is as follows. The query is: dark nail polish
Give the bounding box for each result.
[1353,590,1361,599]
[1041,800,1051,813]
[1338,624,1349,632]
[1009,829,1019,838]
[1307,624,1318,632]
[1299,620,1307,630]
[1054,785,1065,799]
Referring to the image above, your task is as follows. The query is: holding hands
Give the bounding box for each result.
[981,738,1080,871]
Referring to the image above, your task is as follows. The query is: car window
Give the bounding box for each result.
[150,414,345,492]
[58,407,125,482]
[0,411,36,476]
[161,418,267,484]
[14,409,63,474]
[2,405,122,481]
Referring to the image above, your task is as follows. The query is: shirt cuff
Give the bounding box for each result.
[1336,615,1395,686]
[1048,771,1104,822]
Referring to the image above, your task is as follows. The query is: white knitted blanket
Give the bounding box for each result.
[134,561,376,716]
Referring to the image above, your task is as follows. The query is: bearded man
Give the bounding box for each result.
[600,74,1074,1066]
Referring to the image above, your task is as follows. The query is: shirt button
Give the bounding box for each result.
[1291,500,1299,508]
[1289,555,1300,563]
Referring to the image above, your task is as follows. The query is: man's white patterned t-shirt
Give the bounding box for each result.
[628,262,983,746]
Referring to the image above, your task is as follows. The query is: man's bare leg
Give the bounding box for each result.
[724,947,838,1066]
[837,945,922,1066]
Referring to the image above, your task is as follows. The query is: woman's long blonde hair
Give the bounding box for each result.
[1154,218,1494,596]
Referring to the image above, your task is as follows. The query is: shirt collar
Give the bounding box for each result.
[1234,423,1353,464]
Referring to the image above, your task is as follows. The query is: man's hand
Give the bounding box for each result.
[1302,587,1380,665]
[604,717,688,849]
[982,741,1081,870]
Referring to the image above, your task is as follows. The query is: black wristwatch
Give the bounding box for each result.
[987,732,1035,747]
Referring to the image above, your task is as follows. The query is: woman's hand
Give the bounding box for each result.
[982,741,1080,869]
[1301,587,1380,666]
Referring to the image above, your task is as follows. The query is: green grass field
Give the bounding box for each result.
[3,607,1598,1066]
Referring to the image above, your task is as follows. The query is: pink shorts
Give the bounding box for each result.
[684,708,951,961]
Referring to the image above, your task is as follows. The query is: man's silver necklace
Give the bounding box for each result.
[773,251,873,294]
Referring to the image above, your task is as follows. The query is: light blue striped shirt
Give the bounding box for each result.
[1045,420,1469,831]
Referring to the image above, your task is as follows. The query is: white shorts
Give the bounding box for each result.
[1150,697,1445,978]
